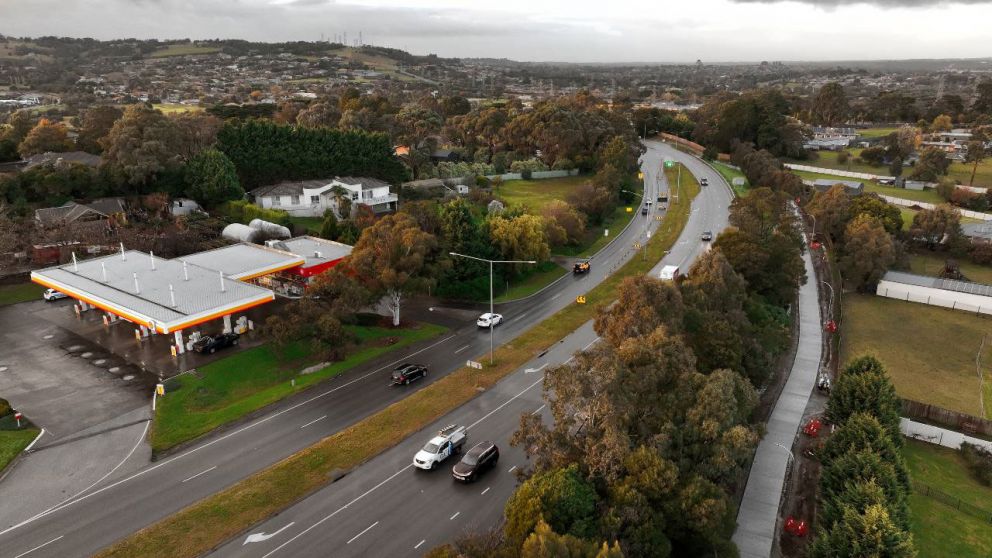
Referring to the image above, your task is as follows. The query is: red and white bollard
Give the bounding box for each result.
[14,411,22,428]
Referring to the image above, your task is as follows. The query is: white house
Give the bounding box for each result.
[250,176,398,218]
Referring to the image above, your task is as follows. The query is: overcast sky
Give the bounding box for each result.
[1,0,991,63]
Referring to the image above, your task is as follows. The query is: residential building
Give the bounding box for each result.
[23,151,102,171]
[250,176,397,218]
[34,198,127,228]
[811,178,864,195]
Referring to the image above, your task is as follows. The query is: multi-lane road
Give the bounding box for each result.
[0,141,729,558]
[202,141,736,558]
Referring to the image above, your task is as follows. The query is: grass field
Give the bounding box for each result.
[841,294,992,418]
[288,216,323,235]
[95,168,701,558]
[908,252,992,285]
[791,169,947,205]
[151,322,447,452]
[150,44,221,58]
[0,283,45,306]
[0,428,39,475]
[493,261,568,303]
[904,439,992,558]
[857,127,901,139]
[152,103,203,114]
[797,145,992,189]
[711,161,749,196]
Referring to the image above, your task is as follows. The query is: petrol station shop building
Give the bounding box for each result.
[30,236,351,355]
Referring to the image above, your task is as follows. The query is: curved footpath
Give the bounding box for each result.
[0,142,678,558]
[732,234,823,558]
[200,141,734,558]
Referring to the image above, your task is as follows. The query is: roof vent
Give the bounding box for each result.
[314,251,322,258]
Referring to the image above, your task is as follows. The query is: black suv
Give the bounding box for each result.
[452,441,499,482]
[191,332,240,354]
[391,363,428,385]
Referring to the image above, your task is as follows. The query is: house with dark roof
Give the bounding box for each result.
[430,149,460,163]
[812,179,864,196]
[250,177,397,218]
[34,198,127,228]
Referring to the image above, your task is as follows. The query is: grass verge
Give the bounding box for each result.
[151,323,447,452]
[904,439,992,558]
[0,283,45,306]
[841,294,992,418]
[710,161,749,196]
[0,428,39,474]
[493,261,568,303]
[288,216,323,235]
[94,165,700,558]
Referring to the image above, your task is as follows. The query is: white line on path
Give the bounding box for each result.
[0,333,459,538]
[13,536,63,558]
[346,521,379,544]
[531,404,546,415]
[581,337,601,351]
[508,465,517,473]
[454,344,471,354]
[414,540,426,550]
[481,487,491,495]
[551,293,561,300]
[261,375,547,557]
[299,415,327,429]
[182,466,217,483]
[450,512,460,521]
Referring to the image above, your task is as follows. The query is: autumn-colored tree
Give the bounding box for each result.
[488,214,550,273]
[101,104,181,187]
[296,100,341,129]
[1,109,35,145]
[909,204,961,249]
[850,194,903,235]
[594,275,684,348]
[542,200,587,246]
[520,521,624,558]
[964,138,987,187]
[76,106,123,154]
[930,114,953,132]
[568,182,614,225]
[17,118,73,158]
[841,214,895,291]
[171,112,222,162]
[910,147,950,181]
[811,82,849,126]
[347,212,438,326]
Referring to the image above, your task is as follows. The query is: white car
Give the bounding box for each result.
[43,288,68,302]
[413,425,466,470]
[477,313,503,328]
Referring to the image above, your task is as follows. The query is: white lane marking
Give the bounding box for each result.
[244,523,295,545]
[515,312,528,321]
[524,363,548,374]
[13,536,63,558]
[532,404,546,415]
[467,376,544,431]
[450,512,460,521]
[508,465,517,473]
[564,356,575,365]
[300,415,327,429]
[551,293,561,300]
[481,487,491,495]
[0,333,459,537]
[346,521,379,544]
[261,376,547,557]
[454,344,471,354]
[414,540,426,549]
[182,466,217,483]
[581,337,601,351]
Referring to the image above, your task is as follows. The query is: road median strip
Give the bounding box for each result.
[94,165,700,558]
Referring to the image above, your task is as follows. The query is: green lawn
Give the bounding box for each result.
[0,283,45,306]
[904,440,992,558]
[802,149,882,175]
[151,322,447,452]
[710,161,749,196]
[909,252,992,285]
[150,44,221,58]
[841,294,992,418]
[792,169,947,205]
[0,428,39,474]
[857,127,902,139]
[288,216,323,235]
[493,261,569,303]
[947,160,992,189]
[498,175,590,209]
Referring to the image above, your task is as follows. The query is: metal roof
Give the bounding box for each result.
[31,250,274,333]
[275,236,352,268]
[180,243,304,279]
[882,270,992,298]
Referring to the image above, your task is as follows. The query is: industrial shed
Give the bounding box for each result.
[876,271,992,315]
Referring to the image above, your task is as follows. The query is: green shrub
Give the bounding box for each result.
[0,398,10,418]
[220,199,291,227]
[960,442,992,486]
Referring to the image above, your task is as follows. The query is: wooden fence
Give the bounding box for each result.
[902,398,992,438]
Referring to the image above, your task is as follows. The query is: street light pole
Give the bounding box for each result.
[450,252,536,365]
[821,280,834,314]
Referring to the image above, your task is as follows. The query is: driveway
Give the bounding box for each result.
[0,298,152,529]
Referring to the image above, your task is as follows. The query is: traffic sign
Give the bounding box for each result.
[466,360,483,370]
[664,159,674,168]
[638,172,644,180]
[576,295,586,304]
[626,207,632,213]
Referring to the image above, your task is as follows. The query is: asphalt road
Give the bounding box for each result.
[0,142,686,558]
[201,141,736,558]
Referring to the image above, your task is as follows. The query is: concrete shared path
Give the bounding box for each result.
[733,237,823,558]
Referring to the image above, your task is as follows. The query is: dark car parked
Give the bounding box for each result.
[452,440,499,482]
[191,332,240,354]
[391,363,428,385]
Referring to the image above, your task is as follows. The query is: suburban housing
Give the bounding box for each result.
[249,176,398,217]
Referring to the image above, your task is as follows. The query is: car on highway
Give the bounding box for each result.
[191,332,240,354]
[414,424,466,470]
[658,194,668,202]
[42,288,68,302]
[701,230,713,241]
[573,261,590,274]
[477,312,503,328]
[700,177,709,186]
[451,440,499,482]
[391,363,428,385]
[641,206,648,215]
